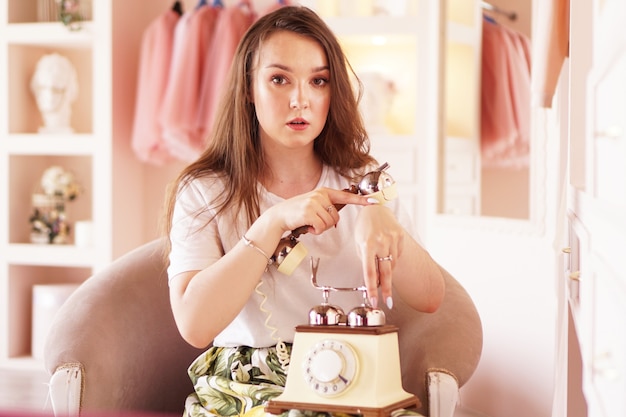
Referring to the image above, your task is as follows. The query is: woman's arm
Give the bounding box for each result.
[168,187,375,348]
[168,210,284,348]
[353,204,445,313]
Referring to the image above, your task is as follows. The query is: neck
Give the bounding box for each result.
[262,155,323,199]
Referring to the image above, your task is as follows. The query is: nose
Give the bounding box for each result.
[289,85,309,109]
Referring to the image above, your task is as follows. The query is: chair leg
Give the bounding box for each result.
[427,369,459,417]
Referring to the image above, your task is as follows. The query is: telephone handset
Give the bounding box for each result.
[271,162,398,275]
[265,258,419,417]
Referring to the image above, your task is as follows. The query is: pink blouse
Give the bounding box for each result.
[159,5,221,162]
[195,2,255,141]
[481,19,531,169]
[131,9,180,165]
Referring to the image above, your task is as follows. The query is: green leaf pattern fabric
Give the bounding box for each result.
[185,345,288,417]
[183,345,424,417]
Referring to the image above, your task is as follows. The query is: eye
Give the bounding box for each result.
[271,75,287,85]
[312,77,329,87]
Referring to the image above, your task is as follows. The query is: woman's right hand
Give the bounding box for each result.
[264,187,375,236]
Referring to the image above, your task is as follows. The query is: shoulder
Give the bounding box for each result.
[175,173,228,207]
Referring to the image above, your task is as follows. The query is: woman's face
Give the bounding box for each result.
[252,30,331,151]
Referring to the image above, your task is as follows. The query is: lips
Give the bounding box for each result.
[287,118,309,130]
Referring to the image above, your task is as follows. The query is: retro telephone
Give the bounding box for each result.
[265,258,419,417]
[270,162,398,275]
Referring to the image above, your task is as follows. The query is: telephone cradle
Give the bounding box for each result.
[265,323,419,417]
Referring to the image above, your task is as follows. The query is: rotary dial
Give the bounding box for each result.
[302,339,358,396]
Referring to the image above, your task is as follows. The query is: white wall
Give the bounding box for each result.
[426,227,558,417]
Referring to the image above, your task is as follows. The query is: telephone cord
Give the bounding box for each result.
[254,280,290,372]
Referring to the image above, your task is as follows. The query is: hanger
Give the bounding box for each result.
[212,0,224,7]
[171,0,183,15]
[481,1,517,21]
[483,14,497,24]
[196,0,208,9]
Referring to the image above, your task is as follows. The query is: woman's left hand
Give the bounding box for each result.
[353,204,404,309]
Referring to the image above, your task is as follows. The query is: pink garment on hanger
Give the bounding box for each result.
[160,5,220,162]
[195,1,255,142]
[130,9,180,165]
[516,29,532,74]
[255,0,291,20]
[481,19,531,169]
[481,20,517,156]
[502,24,530,161]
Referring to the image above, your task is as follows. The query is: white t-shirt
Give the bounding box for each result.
[168,164,415,348]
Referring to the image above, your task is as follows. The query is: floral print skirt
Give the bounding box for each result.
[184,345,288,417]
[184,345,424,417]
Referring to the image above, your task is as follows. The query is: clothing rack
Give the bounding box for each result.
[481,1,517,21]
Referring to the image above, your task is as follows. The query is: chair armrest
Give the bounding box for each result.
[48,363,83,416]
[388,266,483,413]
[43,239,204,414]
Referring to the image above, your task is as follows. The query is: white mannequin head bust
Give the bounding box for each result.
[30,53,79,134]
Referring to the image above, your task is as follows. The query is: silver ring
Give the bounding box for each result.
[325,205,334,213]
[377,255,393,262]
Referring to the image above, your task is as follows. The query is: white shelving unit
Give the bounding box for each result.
[440,0,482,216]
[0,0,169,371]
[558,0,626,416]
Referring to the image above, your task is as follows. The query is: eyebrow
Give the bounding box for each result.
[265,63,330,73]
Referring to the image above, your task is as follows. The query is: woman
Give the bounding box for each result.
[164,5,445,416]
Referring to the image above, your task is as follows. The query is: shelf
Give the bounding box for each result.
[7,243,96,267]
[447,21,479,44]
[5,22,94,47]
[369,133,416,142]
[3,133,96,155]
[0,356,45,371]
[325,16,420,37]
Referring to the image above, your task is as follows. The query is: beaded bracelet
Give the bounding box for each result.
[242,235,273,266]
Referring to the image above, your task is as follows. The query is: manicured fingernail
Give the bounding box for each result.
[367,197,380,204]
[386,296,394,309]
[370,296,378,308]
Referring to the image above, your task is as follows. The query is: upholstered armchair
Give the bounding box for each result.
[43,238,483,417]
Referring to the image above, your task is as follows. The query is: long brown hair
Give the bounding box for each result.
[162,5,375,254]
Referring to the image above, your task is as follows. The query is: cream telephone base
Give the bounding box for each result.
[265,325,419,417]
[265,258,419,417]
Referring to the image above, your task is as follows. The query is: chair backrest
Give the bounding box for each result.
[44,238,204,413]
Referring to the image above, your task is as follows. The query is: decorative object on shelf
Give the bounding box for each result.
[338,0,375,17]
[37,0,58,22]
[373,0,410,16]
[358,71,396,135]
[37,0,92,26]
[56,0,88,30]
[29,166,82,244]
[30,53,79,134]
[74,220,93,247]
[31,283,80,359]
